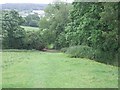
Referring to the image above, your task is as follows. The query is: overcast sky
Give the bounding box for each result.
[0,0,74,4]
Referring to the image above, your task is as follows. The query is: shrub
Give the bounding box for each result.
[66,45,94,59]
[66,45,118,66]
[23,31,46,50]
[93,49,118,66]
[29,20,38,27]
[61,47,68,53]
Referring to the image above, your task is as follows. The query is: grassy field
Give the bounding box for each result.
[21,26,39,31]
[2,50,118,88]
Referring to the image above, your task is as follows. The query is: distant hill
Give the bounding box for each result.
[0,3,48,10]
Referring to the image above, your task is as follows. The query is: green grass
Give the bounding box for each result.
[2,50,118,88]
[21,26,39,31]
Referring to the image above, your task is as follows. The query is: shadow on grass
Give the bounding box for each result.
[2,49,60,53]
[2,49,38,52]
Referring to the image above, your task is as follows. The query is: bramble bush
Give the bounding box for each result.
[65,45,118,66]
[66,45,94,59]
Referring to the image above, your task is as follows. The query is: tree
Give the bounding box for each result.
[24,31,46,50]
[39,1,72,49]
[63,2,119,65]
[2,10,25,49]
[23,14,40,27]
[0,11,2,49]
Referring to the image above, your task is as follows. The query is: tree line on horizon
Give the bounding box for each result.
[1,3,47,11]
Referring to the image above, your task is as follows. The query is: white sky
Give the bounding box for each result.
[0,0,74,4]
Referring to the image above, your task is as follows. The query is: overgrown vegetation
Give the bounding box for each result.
[22,14,40,27]
[65,45,118,66]
[66,45,94,59]
[63,2,119,66]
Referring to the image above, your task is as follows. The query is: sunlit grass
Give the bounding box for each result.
[2,50,118,88]
[21,26,39,31]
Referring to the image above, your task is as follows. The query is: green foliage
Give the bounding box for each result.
[65,45,118,66]
[66,45,94,59]
[39,2,72,49]
[2,2,119,65]
[2,10,26,49]
[47,44,54,49]
[41,29,55,47]
[23,14,40,27]
[62,2,119,65]
[39,17,50,29]
[23,31,46,50]
[2,10,45,50]
[60,47,68,53]
[0,11,2,50]
[54,32,69,49]
[28,20,38,27]
[93,50,118,66]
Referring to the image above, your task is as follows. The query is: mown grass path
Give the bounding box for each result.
[2,50,118,88]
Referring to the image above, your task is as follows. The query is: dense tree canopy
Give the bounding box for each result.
[2,10,25,49]
[39,2,72,49]
[23,14,40,27]
[39,2,119,65]
[63,2,119,65]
